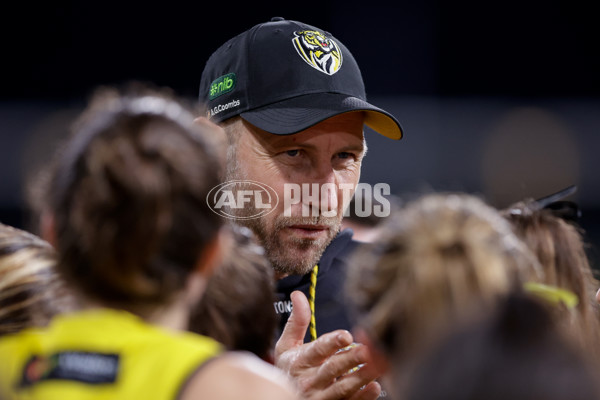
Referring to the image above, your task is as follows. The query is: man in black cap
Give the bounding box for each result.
[199,17,403,400]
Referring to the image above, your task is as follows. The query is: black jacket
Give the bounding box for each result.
[274,229,360,343]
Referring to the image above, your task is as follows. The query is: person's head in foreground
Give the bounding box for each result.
[404,291,600,400]
[42,84,225,317]
[502,192,600,356]
[346,192,543,394]
[189,225,278,363]
[0,83,299,400]
[0,223,72,336]
[200,17,403,280]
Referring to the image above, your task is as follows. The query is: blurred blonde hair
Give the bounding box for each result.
[502,200,600,355]
[346,193,542,362]
[0,223,71,336]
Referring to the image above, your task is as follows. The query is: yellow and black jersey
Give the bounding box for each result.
[0,308,222,400]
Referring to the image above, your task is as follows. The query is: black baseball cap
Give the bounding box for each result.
[199,17,403,140]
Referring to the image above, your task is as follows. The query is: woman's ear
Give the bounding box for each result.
[354,327,390,376]
[194,227,232,279]
[40,210,57,248]
[185,227,233,308]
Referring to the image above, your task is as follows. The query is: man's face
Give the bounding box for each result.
[227,112,366,279]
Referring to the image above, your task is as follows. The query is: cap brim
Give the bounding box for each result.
[240,93,403,140]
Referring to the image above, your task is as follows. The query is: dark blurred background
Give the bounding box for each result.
[2,1,599,268]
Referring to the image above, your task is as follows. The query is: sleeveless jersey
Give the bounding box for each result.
[0,308,222,400]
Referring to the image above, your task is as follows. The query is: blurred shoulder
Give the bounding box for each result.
[179,350,299,400]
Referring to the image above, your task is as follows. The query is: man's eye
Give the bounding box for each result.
[286,149,300,157]
[337,152,353,160]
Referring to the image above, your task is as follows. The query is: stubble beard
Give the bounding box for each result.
[227,162,340,277]
[241,212,340,277]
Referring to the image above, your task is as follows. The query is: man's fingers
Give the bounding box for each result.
[300,329,355,369]
[312,343,375,389]
[275,291,312,358]
[273,291,379,400]
[319,358,382,400]
[347,381,382,400]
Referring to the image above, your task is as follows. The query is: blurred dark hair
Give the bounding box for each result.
[34,83,224,315]
[404,291,600,400]
[188,226,278,362]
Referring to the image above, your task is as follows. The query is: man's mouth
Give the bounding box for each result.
[287,224,330,239]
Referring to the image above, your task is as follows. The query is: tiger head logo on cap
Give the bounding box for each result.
[199,18,403,139]
[292,30,343,75]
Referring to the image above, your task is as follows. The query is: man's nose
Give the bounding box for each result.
[302,164,339,217]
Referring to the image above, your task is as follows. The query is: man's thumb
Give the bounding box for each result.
[275,291,311,354]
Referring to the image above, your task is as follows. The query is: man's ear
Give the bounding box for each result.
[193,116,227,165]
[194,116,217,128]
[354,326,390,376]
[40,210,58,248]
[193,116,225,139]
